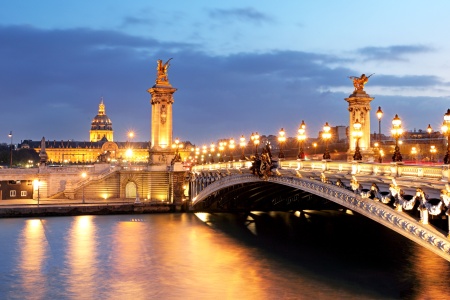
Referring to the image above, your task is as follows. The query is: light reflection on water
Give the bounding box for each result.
[66,216,97,299]
[0,212,449,299]
[17,219,48,299]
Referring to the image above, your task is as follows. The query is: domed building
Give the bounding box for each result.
[90,99,114,142]
[19,99,151,164]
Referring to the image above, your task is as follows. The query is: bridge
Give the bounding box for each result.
[190,159,450,262]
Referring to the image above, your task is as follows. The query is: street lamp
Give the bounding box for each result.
[313,142,317,158]
[239,135,246,161]
[427,124,432,148]
[228,138,235,161]
[172,138,183,162]
[297,121,307,160]
[411,147,417,164]
[81,172,87,204]
[430,145,437,163]
[126,148,133,167]
[33,179,40,207]
[250,132,260,155]
[441,109,450,164]
[202,145,207,164]
[391,114,403,162]
[210,143,215,163]
[376,107,383,163]
[322,122,331,160]
[278,128,286,159]
[8,131,12,168]
[218,141,226,162]
[352,119,363,161]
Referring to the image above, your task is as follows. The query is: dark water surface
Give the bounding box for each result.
[0,211,449,299]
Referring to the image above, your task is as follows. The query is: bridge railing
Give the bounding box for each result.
[191,160,449,182]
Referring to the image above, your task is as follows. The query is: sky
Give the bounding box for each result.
[1,1,450,146]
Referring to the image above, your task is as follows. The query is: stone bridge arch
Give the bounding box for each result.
[191,173,450,262]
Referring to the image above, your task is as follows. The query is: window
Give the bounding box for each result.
[21,191,27,197]
[10,190,16,197]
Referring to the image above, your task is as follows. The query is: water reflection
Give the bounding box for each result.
[66,216,97,299]
[404,243,450,299]
[1,213,450,299]
[106,218,149,299]
[17,219,48,299]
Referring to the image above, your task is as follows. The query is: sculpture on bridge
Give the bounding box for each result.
[388,180,417,212]
[348,73,373,92]
[156,58,172,84]
[250,143,279,180]
[367,183,391,203]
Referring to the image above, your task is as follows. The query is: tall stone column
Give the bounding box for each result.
[345,74,375,161]
[147,59,177,164]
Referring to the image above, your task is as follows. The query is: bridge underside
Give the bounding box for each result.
[193,182,343,212]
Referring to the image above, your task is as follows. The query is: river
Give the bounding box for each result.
[0,211,449,299]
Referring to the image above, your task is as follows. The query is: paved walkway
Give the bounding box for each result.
[0,198,142,207]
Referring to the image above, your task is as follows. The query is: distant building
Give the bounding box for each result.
[19,100,150,164]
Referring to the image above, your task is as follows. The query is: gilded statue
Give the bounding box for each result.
[348,73,374,92]
[156,58,172,83]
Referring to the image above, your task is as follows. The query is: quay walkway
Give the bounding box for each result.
[0,198,174,218]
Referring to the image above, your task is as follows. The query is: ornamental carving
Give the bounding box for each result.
[160,105,167,124]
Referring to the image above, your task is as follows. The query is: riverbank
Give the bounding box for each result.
[0,198,178,218]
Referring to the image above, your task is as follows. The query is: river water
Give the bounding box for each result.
[0,211,449,300]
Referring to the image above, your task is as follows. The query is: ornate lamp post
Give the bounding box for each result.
[202,145,207,164]
[172,137,183,162]
[81,172,87,203]
[441,109,450,164]
[322,122,331,160]
[411,147,417,164]
[391,114,403,162]
[427,124,433,159]
[376,107,383,163]
[33,179,40,207]
[352,119,363,161]
[313,142,317,158]
[278,128,286,159]
[430,145,436,163]
[8,131,12,168]
[250,132,260,155]
[218,141,226,162]
[210,143,216,163]
[228,138,235,162]
[297,121,306,160]
[239,135,246,161]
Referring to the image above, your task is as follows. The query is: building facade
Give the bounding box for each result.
[19,100,150,164]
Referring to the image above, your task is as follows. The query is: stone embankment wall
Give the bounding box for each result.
[0,204,175,218]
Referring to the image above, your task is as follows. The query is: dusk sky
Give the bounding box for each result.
[1,1,450,146]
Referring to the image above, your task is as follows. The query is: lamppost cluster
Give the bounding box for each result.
[391,114,403,162]
[278,128,286,159]
[239,135,246,161]
[297,121,307,160]
[376,106,383,163]
[189,107,450,166]
[250,132,260,155]
[441,109,450,164]
[322,122,332,160]
[172,137,183,162]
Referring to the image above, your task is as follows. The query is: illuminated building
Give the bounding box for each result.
[19,100,150,164]
[90,99,114,142]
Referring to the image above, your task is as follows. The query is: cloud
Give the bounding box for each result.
[0,25,448,145]
[357,45,433,61]
[208,7,273,24]
[370,74,442,87]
